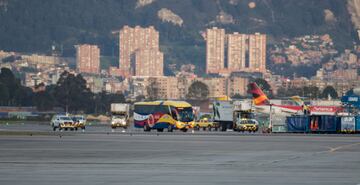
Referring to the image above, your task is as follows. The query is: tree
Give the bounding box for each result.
[33,90,55,111]
[321,86,338,99]
[0,83,9,105]
[276,87,303,98]
[54,71,93,113]
[186,81,209,100]
[0,67,19,103]
[93,91,126,114]
[302,86,320,99]
[14,86,34,106]
[0,67,34,106]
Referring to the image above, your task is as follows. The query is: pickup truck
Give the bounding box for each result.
[51,115,75,131]
[71,115,86,130]
[192,118,215,131]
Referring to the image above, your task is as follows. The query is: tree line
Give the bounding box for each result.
[0,68,125,114]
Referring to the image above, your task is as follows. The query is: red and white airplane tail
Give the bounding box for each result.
[248,82,270,106]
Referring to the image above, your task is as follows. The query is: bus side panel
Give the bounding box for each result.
[134,112,175,129]
[133,112,149,128]
[153,114,176,129]
[134,120,146,128]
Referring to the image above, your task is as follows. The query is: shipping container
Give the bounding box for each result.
[8,112,33,119]
[272,125,286,133]
[0,112,8,118]
[309,115,338,133]
[286,115,310,133]
[110,103,130,113]
[271,115,287,133]
[356,116,360,133]
[339,116,356,133]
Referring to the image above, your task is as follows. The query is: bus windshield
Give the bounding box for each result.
[176,107,194,122]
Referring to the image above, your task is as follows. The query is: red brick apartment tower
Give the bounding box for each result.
[227,32,247,72]
[76,44,100,74]
[206,27,225,74]
[249,33,266,72]
[135,49,164,76]
[119,26,159,77]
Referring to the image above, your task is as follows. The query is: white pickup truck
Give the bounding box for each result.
[50,114,75,131]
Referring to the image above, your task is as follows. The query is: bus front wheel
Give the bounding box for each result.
[167,125,173,132]
[144,124,151,132]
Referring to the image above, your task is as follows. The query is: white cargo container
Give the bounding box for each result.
[212,101,234,131]
[111,103,130,113]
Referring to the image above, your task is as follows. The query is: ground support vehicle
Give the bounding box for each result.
[71,115,86,130]
[51,115,75,131]
[110,103,130,129]
[193,118,215,131]
[233,110,259,132]
[212,101,234,131]
[234,119,259,132]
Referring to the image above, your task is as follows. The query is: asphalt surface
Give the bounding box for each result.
[0,125,360,185]
[0,122,259,135]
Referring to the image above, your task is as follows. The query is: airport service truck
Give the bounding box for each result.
[213,100,258,132]
[110,103,130,129]
[212,101,234,131]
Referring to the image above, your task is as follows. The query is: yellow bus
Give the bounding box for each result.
[134,101,194,132]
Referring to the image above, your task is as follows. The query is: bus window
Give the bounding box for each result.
[134,105,155,115]
[155,105,170,114]
[177,107,194,122]
[170,107,179,120]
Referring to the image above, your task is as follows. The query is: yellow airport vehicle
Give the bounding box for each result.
[234,119,259,132]
[192,118,215,131]
[233,110,259,133]
[71,115,86,130]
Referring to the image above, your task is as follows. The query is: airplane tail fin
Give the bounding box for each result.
[290,96,310,111]
[290,96,304,106]
[248,82,270,105]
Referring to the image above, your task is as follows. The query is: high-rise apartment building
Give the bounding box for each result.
[227,33,247,72]
[135,49,164,76]
[249,33,266,72]
[119,25,160,77]
[76,44,100,74]
[205,29,267,74]
[206,27,225,74]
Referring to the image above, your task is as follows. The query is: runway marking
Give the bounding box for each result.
[327,142,360,153]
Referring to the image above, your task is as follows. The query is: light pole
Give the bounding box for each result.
[269,103,273,131]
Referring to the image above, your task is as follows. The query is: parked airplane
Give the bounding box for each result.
[248,83,343,116]
[248,83,304,116]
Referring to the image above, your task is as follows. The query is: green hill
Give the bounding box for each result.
[0,0,358,75]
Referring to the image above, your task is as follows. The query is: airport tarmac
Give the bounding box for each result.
[0,132,360,185]
[0,122,261,135]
